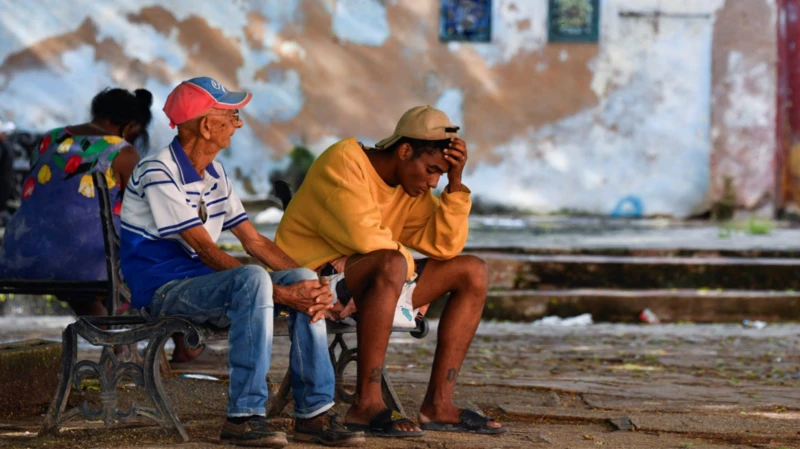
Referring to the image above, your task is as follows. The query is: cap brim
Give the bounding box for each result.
[215,91,252,109]
[375,134,402,149]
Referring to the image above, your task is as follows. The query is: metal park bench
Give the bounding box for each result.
[37,174,429,442]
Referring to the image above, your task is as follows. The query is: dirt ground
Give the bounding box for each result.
[3,321,800,449]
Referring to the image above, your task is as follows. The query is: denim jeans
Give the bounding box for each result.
[148,265,335,418]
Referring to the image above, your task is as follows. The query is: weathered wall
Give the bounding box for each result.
[0,0,777,216]
[711,0,778,213]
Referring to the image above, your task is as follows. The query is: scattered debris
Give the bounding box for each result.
[530,433,553,444]
[583,433,595,440]
[532,313,593,327]
[179,374,220,381]
[544,391,561,407]
[742,319,767,329]
[609,416,635,431]
[639,308,660,324]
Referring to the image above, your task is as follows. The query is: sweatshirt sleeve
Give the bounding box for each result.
[399,186,471,260]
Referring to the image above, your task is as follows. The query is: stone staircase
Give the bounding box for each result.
[232,247,800,323]
[474,249,800,323]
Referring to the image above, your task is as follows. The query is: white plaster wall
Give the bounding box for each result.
[0,0,778,216]
[460,0,723,216]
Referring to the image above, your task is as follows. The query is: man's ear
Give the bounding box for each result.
[199,117,212,140]
[397,142,413,161]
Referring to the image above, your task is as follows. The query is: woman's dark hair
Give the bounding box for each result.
[385,137,450,158]
[90,88,153,151]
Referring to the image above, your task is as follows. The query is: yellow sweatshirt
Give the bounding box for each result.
[275,137,471,280]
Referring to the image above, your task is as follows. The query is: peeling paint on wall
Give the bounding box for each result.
[711,52,776,209]
[1,45,115,129]
[710,0,778,212]
[472,0,549,67]
[331,0,390,46]
[434,88,465,132]
[0,0,779,216]
[465,15,714,217]
[462,4,718,216]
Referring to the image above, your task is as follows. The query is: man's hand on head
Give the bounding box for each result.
[444,138,467,193]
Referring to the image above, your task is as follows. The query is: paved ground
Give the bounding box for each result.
[3,319,800,448]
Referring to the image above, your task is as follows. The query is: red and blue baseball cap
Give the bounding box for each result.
[163,77,252,128]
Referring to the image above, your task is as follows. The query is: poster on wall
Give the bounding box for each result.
[548,0,600,43]
[439,0,492,42]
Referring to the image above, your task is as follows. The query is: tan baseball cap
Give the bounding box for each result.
[375,105,460,149]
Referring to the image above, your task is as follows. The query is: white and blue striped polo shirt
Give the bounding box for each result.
[120,136,248,308]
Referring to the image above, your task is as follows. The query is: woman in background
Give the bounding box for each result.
[0,87,200,362]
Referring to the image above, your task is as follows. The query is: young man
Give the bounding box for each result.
[275,106,506,437]
[120,77,364,448]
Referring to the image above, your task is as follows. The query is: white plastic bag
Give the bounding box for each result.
[325,273,419,329]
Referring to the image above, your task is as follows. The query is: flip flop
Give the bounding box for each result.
[420,409,508,435]
[345,408,425,438]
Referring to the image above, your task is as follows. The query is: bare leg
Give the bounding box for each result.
[411,255,501,429]
[342,250,420,433]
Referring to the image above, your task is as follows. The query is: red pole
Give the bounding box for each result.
[778,0,800,213]
[785,0,800,132]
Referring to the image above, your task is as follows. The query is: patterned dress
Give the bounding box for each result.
[0,127,130,281]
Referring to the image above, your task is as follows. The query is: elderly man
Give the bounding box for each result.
[120,77,364,448]
[276,106,506,437]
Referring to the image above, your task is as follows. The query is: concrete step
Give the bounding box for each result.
[479,252,800,291]
[233,251,800,291]
[485,289,800,323]
[469,246,800,259]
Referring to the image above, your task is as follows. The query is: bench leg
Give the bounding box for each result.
[267,369,292,417]
[142,331,188,442]
[326,333,406,415]
[380,366,405,416]
[39,324,78,436]
[329,334,359,405]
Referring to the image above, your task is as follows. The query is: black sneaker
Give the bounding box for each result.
[220,416,288,448]
[294,412,365,447]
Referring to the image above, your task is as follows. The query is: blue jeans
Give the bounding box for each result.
[148,265,335,418]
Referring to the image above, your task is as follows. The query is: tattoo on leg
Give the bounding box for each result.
[368,367,382,384]
[446,368,458,383]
